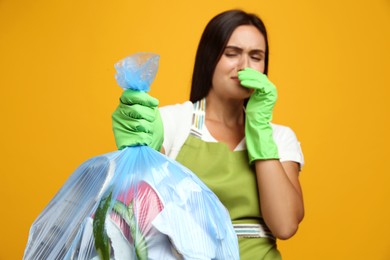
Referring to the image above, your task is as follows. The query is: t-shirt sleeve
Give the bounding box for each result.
[159,101,193,159]
[272,124,305,169]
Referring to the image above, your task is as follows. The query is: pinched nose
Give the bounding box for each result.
[237,56,249,71]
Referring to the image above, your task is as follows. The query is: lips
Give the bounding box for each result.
[231,76,240,84]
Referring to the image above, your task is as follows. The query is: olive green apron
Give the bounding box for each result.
[176,135,281,259]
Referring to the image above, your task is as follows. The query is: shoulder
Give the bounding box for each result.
[159,101,193,117]
[159,101,193,129]
[271,123,305,168]
[159,101,194,159]
[271,123,298,141]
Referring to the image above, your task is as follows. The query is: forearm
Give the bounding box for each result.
[255,159,304,240]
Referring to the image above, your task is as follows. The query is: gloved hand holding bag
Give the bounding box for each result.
[112,53,164,151]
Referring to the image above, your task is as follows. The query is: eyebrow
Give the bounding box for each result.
[225,45,265,54]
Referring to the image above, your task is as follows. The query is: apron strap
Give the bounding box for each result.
[233,223,275,240]
[190,98,206,138]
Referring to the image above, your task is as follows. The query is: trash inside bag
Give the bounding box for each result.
[23,53,239,259]
[23,147,239,259]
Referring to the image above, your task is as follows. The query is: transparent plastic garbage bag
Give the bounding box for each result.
[23,53,239,260]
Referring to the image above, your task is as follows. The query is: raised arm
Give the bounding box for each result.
[239,68,304,239]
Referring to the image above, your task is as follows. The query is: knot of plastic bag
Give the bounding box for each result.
[114,53,160,91]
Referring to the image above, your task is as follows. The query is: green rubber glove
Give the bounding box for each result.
[112,89,164,151]
[238,68,279,163]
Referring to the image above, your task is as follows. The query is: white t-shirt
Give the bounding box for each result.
[160,101,304,168]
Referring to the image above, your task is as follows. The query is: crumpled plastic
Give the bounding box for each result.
[114,52,160,91]
[23,53,239,260]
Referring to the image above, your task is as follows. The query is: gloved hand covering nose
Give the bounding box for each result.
[112,89,164,151]
[238,68,279,163]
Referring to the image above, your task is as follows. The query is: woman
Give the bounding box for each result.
[112,9,304,259]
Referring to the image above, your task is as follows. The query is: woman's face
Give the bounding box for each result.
[211,25,266,100]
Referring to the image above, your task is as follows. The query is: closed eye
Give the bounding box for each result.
[225,52,238,57]
[250,50,265,62]
[251,55,263,61]
[224,46,242,57]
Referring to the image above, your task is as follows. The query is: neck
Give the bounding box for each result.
[205,94,245,127]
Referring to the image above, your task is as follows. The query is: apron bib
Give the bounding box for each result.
[175,99,281,260]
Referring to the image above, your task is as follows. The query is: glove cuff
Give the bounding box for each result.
[245,120,279,164]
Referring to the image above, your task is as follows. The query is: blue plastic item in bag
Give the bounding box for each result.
[23,53,239,260]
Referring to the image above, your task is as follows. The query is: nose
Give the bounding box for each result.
[237,55,249,71]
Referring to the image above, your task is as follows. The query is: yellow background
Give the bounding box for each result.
[1,0,389,259]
